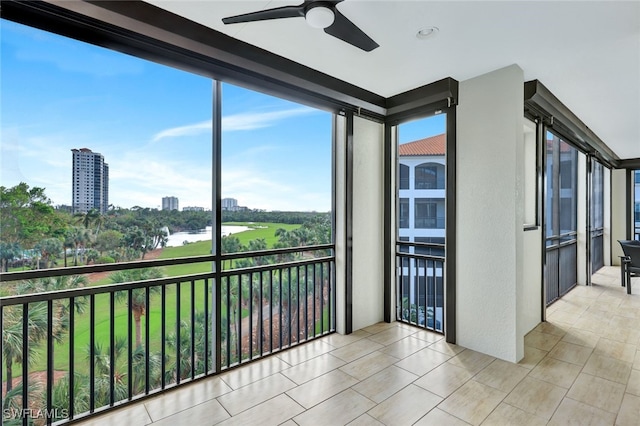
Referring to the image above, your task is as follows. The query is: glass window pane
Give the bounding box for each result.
[399,164,409,190]
[546,132,578,240]
[220,83,332,256]
[1,19,212,270]
[546,131,558,240]
[399,198,409,228]
[592,161,604,229]
[397,115,446,244]
[415,163,445,189]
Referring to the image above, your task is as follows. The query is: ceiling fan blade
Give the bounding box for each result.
[324,9,379,52]
[222,5,304,24]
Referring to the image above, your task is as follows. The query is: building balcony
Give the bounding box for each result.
[0,246,335,426]
[77,267,640,425]
[414,217,446,229]
[398,189,446,199]
[2,264,638,425]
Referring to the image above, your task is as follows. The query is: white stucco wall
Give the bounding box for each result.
[521,122,542,337]
[456,64,525,362]
[351,116,385,331]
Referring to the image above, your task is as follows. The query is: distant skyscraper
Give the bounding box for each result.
[162,196,179,211]
[71,148,109,214]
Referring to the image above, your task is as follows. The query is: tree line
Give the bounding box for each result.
[0,183,330,272]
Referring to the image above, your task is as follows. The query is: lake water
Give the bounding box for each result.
[165,225,251,247]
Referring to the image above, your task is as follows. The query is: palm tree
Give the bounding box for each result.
[51,337,162,418]
[111,268,163,349]
[0,242,21,272]
[50,371,89,419]
[17,275,88,327]
[34,237,63,269]
[123,226,146,259]
[90,338,129,405]
[2,380,43,426]
[165,311,209,382]
[221,235,242,269]
[62,231,75,268]
[74,208,102,235]
[272,267,299,347]
[1,302,48,393]
[2,276,88,397]
[142,220,168,252]
[67,227,90,266]
[219,270,250,366]
[247,238,271,265]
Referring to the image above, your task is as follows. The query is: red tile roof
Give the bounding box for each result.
[399,134,445,156]
[400,134,567,156]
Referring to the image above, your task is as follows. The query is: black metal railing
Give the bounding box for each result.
[0,245,335,425]
[545,231,578,305]
[591,229,604,272]
[220,258,333,367]
[395,241,444,334]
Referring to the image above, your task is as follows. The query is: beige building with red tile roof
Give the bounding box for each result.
[398,134,445,156]
[398,133,446,252]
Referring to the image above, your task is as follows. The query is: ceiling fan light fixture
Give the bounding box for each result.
[305,6,335,29]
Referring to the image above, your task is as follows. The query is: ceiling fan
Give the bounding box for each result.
[222,0,379,52]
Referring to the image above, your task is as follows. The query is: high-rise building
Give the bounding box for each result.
[71,148,109,214]
[162,196,179,211]
[221,198,238,211]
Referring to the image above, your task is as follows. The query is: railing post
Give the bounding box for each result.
[22,303,28,426]
[46,300,53,426]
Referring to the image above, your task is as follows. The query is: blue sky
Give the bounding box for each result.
[399,114,446,145]
[1,19,445,213]
[1,20,332,212]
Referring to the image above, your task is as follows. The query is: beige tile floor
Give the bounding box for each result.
[76,267,640,425]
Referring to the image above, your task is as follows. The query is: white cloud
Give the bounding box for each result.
[152,120,211,142]
[222,107,315,132]
[221,166,330,212]
[109,154,212,209]
[151,107,316,142]
[0,130,72,204]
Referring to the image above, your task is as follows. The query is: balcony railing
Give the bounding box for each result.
[414,217,445,229]
[0,245,335,425]
[396,241,444,334]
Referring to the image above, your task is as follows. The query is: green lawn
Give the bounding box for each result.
[222,222,299,247]
[25,222,300,374]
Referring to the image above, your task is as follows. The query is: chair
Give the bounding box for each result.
[618,240,640,295]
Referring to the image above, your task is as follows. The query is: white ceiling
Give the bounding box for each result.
[147,0,640,160]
